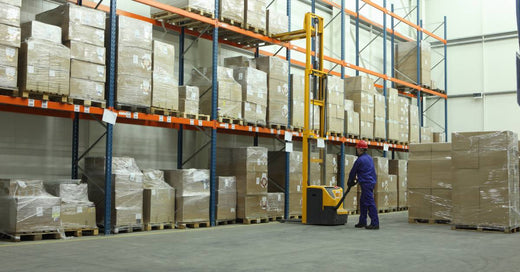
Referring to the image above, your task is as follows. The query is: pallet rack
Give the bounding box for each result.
[0,0,447,233]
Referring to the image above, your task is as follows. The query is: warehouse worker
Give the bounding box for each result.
[347,140,379,230]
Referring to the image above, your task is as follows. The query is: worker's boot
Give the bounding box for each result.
[365,225,379,230]
[355,223,366,228]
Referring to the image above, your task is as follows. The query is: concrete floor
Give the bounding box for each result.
[1,212,519,272]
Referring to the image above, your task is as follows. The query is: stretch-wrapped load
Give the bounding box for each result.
[217,176,237,221]
[232,66,268,125]
[386,88,399,141]
[220,0,244,24]
[326,76,345,134]
[179,86,199,115]
[267,193,284,218]
[398,97,410,143]
[256,56,289,127]
[245,0,266,32]
[291,74,304,128]
[142,170,175,225]
[346,77,374,139]
[341,155,359,212]
[164,169,210,223]
[389,160,407,209]
[395,41,431,87]
[374,93,386,139]
[421,127,433,143]
[267,8,288,36]
[151,0,215,16]
[152,40,178,111]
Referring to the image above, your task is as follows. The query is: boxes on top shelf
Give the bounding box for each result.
[178,86,199,115]
[394,41,431,87]
[152,40,178,111]
[245,0,267,31]
[219,0,244,24]
[267,8,288,36]
[151,0,215,16]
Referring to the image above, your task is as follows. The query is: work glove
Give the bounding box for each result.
[347,179,357,188]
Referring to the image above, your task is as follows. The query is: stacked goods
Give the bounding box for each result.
[219,0,244,24]
[84,157,144,231]
[325,154,338,187]
[409,103,419,143]
[433,132,445,143]
[326,76,345,134]
[45,181,96,231]
[267,193,284,219]
[217,147,268,220]
[372,157,398,211]
[232,67,268,125]
[151,1,214,15]
[19,21,70,95]
[291,74,320,129]
[217,176,236,221]
[256,56,289,127]
[386,88,399,142]
[0,180,61,235]
[389,160,407,208]
[421,127,433,143]
[112,16,152,107]
[224,56,256,68]
[179,86,199,115]
[344,99,360,137]
[408,143,453,222]
[452,131,520,229]
[373,92,386,140]
[398,97,410,143]
[268,151,303,216]
[0,0,20,89]
[341,154,359,213]
[245,0,267,32]
[345,76,375,139]
[310,152,322,186]
[395,41,431,87]
[152,40,177,111]
[163,169,210,223]
[37,4,106,102]
[267,8,288,36]
[142,170,175,226]
[190,66,242,120]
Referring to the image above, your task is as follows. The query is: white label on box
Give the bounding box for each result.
[297,185,301,192]
[17,181,26,188]
[77,206,83,214]
[97,66,104,75]
[28,99,34,107]
[278,194,282,201]
[133,112,139,119]
[74,105,80,112]
[224,180,230,187]
[383,144,389,151]
[96,48,104,57]
[52,207,60,219]
[167,116,172,123]
[159,115,164,122]
[5,48,14,58]
[256,177,260,185]
[284,132,293,142]
[36,207,43,217]
[134,29,141,38]
[230,208,235,213]
[133,55,138,64]
[136,213,142,220]
[238,73,243,80]
[190,119,194,125]
[152,189,156,196]
[28,65,34,73]
[96,84,103,95]
[41,101,47,109]
[102,109,117,125]
[286,142,293,152]
[198,120,202,126]
[49,70,55,77]
[6,67,15,77]
[203,182,209,190]
[317,138,325,148]
[84,106,90,113]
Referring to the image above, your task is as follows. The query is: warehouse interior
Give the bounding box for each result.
[0,0,519,271]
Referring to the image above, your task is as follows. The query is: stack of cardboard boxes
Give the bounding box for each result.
[192,66,242,120]
[291,74,305,129]
[19,21,70,95]
[266,7,288,36]
[394,41,431,87]
[0,180,61,235]
[452,131,520,229]
[409,102,419,143]
[37,4,106,102]
[245,0,267,32]
[268,151,303,217]
[373,157,398,211]
[142,170,175,227]
[389,160,408,209]
[152,1,214,16]
[325,154,338,187]
[217,176,237,222]
[85,157,144,231]
[257,56,289,127]
[0,0,20,89]
[345,76,375,139]
[267,193,284,219]
[326,76,345,134]
[386,88,399,142]
[217,147,269,220]
[152,41,178,111]
[421,127,433,143]
[341,155,358,213]
[374,92,386,140]
[219,0,244,25]
[178,86,199,115]
[408,143,453,221]
[398,97,410,143]
[164,169,210,223]
[232,66,267,125]
[344,99,360,137]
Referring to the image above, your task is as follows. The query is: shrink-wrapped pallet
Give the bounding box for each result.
[267,8,288,36]
[152,40,177,110]
[395,41,431,87]
[245,0,266,31]
[142,170,175,226]
[267,193,284,218]
[151,0,215,16]
[217,176,236,221]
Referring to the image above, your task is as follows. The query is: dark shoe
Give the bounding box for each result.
[365,225,379,230]
[355,223,366,228]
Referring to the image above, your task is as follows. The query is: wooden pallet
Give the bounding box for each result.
[176,221,211,229]
[374,138,386,143]
[398,141,409,146]
[237,218,269,224]
[64,228,99,237]
[152,7,215,24]
[346,134,359,139]
[397,207,408,211]
[387,139,399,144]
[289,215,302,220]
[144,222,174,231]
[218,116,243,125]
[451,225,520,234]
[68,97,106,108]
[219,16,244,28]
[268,216,283,222]
[115,103,150,114]
[0,87,18,97]
[268,123,290,131]
[292,127,304,133]
[245,24,267,36]
[112,225,144,234]
[378,207,398,213]
[408,218,451,225]
[4,230,62,242]
[327,131,343,138]
[21,90,68,103]
[245,121,266,128]
[150,107,178,117]
[216,219,236,226]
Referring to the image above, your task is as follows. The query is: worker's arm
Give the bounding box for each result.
[347,159,360,187]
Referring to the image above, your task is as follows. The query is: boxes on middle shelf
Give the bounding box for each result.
[152,40,178,111]
[344,99,360,137]
[256,56,289,127]
[179,86,199,115]
[217,147,268,220]
[374,92,386,140]
[398,97,410,143]
[409,103,419,143]
[291,74,320,129]
[345,76,375,139]
[326,76,345,134]
[394,41,431,87]
[266,8,288,36]
[386,88,399,142]
[232,66,268,126]
[0,0,20,89]
[19,21,70,95]
[245,0,267,32]
[190,66,242,120]
[142,170,175,226]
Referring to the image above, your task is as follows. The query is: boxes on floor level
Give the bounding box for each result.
[179,86,199,115]
[267,193,284,218]
[268,151,303,194]
[433,132,445,143]
[237,194,267,219]
[217,176,236,221]
[163,169,210,223]
[219,0,244,24]
[245,0,266,32]
[152,40,178,111]
[0,180,61,234]
[151,0,215,16]
[267,9,288,36]
[341,154,359,212]
[289,193,302,216]
[395,41,431,87]
[142,170,175,225]
[389,159,407,208]
[190,66,243,120]
[84,157,144,230]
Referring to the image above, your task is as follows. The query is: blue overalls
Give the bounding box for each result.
[347,153,379,226]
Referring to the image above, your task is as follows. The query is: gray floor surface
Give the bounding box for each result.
[1,211,519,272]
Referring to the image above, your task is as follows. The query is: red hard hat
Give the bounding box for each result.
[356,140,368,149]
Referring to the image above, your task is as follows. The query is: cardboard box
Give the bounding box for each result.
[237,194,267,219]
[232,67,267,106]
[217,176,236,221]
[176,195,209,222]
[116,75,151,107]
[408,188,432,219]
[71,59,105,83]
[344,187,359,212]
[60,204,96,230]
[114,15,152,49]
[267,9,288,36]
[152,40,176,110]
[375,192,389,210]
[289,193,302,216]
[433,132,445,143]
[220,0,244,23]
[0,24,20,48]
[217,147,268,195]
[268,151,303,194]
[409,143,432,160]
[35,3,106,30]
[431,143,451,159]
[345,111,360,136]
[398,190,407,208]
[117,46,152,79]
[151,0,214,16]
[431,159,453,189]
[451,185,480,225]
[224,56,255,68]
[0,3,19,27]
[421,127,433,143]
[360,121,374,139]
[407,160,431,189]
[431,188,451,220]
[479,186,519,227]
[267,193,284,218]
[143,188,175,224]
[66,40,105,65]
[344,76,376,93]
[395,41,431,86]
[0,195,61,233]
[245,0,267,31]
[374,116,386,139]
[21,21,61,43]
[0,65,16,88]
[69,78,105,101]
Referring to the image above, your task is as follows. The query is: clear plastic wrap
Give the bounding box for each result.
[142,169,175,225]
[220,0,244,23]
[21,21,61,43]
[117,46,152,78]
[374,116,386,139]
[0,2,20,27]
[217,176,236,221]
[151,0,215,16]
[84,157,144,229]
[163,169,210,223]
[66,40,105,65]
[398,97,409,143]
[360,121,374,139]
[116,75,151,107]
[0,180,62,234]
[421,127,433,143]
[237,194,267,219]
[386,88,399,141]
[70,78,105,101]
[267,193,284,218]
[433,132,446,143]
[389,160,408,208]
[290,74,304,128]
[373,93,386,139]
[242,101,266,125]
[0,24,20,48]
[326,76,345,133]
[345,110,359,136]
[395,41,431,86]
[267,8,288,36]
[344,76,375,93]
[256,56,289,81]
[0,45,17,67]
[245,0,267,31]
[266,100,287,126]
[0,65,16,88]
[0,0,21,7]
[152,40,177,110]
[19,38,70,94]
[347,91,374,124]
[268,151,303,194]
[178,86,199,114]
[115,16,152,50]
[224,56,256,68]
[70,60,105,83]
[233,67,267,107]
[36,3,105,30]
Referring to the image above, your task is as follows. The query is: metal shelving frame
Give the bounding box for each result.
[0,0,447,232]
